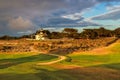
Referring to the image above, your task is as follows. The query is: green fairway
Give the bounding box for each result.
[0,40,120,80]
[0,54,58,72]
[62,41,120,70]
[63,54,120,69]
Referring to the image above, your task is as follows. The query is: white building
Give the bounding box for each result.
[35,29,48,40]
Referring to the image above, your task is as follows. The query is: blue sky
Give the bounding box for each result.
[83,3,108,18]
[0,0,120,36]
[84,2,120,18]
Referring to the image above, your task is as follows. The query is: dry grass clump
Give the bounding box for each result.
[0,37,117,54]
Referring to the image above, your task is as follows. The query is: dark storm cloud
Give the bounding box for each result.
[47,17,84,25]
[0,0,97,21]
[0,0,98,36]
[0,0,119,36]
[97,0,120,2]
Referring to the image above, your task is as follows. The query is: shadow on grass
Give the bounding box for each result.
[91,63,120,70]
[0,66,120,80]
[0,54,57,69]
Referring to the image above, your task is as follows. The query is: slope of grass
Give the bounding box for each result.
[62,40,120,70]
[0,53,58,72]
[0,53,58,62]
[0,40,120,80]
[0,63,120,80]
[63,54,120,68]
[0,53,75,80]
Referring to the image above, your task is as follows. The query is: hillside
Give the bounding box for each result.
[0,37,117,54]
[0,38,120,80]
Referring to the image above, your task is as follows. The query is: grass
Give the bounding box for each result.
[0,53,73,80]
[0,53,58,71]
[63,54,120,68]
[0,53,58,62]
[61,41,120,70]
[0,40,120,80]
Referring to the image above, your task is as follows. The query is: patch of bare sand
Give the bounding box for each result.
[89,47,110,55]
[72,39,120,55]
[72,47,110,55]
[72,42,119,55]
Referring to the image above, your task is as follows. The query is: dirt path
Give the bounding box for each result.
[29,46,67,65]
[36,54,66,65]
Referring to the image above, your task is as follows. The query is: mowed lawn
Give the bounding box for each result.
[59,40,120,80]
[64,53,120,71]
[66,40,120,68]
[0,54,58,75]
[0,40,120,80]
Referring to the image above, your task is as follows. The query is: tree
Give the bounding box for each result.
[43,30,51,38]
[80,29,98,39]
[0,35,18,40]
[62,28,78,34]
[50,32,62,39]
[114,27,120,37]
[93,27,113,37]
[62,28,79,38]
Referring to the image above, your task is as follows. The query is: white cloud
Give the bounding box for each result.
[84,7,120,26]
[90,9,120,20]
[107,5,120,11]
[61,12,83,20]
[61,8,92,20]
[8,16,34,31]
[17,30,33,34]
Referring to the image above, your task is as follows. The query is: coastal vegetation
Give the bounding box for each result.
[0,27,120,40]
[0,27,120,80]
[0,39,120,80]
